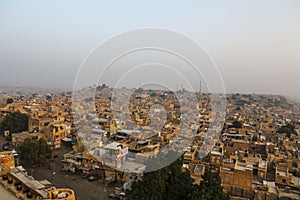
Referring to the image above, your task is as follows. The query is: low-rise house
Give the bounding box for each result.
[0,151,15,176]
[12,131,46,147]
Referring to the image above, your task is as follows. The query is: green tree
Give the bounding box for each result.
[20,136,52,165]
[128,153,176,200]
[128,153,229,200]
[0,111,28,135]
[164,158,193,200]
[277,123,297,138]
[6,98,13,104]
[195,172,229,200]
[231,121,242,128]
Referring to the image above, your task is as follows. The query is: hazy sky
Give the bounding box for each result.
[0,1,300,98]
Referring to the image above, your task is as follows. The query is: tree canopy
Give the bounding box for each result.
[127,153,229,200]
[20,136,52,165]
[277,123,297,138]
[6,98,13,104]
[0,111,28,135]
[230,121,242,129]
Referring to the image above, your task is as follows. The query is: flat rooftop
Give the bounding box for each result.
[104,142,124,150]
[10,169,48,198]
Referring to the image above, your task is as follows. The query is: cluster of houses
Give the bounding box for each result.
[0,92,74,149]
[1,87,300,199]
[183,94,300,200]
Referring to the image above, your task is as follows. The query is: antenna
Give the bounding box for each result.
[200,80,202,94]
[199,80,202,110]
[15,81,18,94]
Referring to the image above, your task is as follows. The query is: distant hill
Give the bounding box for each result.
[0,86,69,94]
[286,96,300,106]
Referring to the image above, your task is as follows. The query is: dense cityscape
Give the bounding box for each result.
[1,1,300,200]
[0,86,299,199]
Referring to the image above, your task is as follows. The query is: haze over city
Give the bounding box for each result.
[1,2,300,200]
[1,0,300,98]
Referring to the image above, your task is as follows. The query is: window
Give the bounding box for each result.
[282,179,286,183]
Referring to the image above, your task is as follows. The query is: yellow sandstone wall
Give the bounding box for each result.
[0,152,15,176]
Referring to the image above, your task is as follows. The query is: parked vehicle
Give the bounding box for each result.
[108,192,126,199]
[2,143,9,150]
[11,149,19,157]
[88,175,98,182]
[108,187,126,200]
